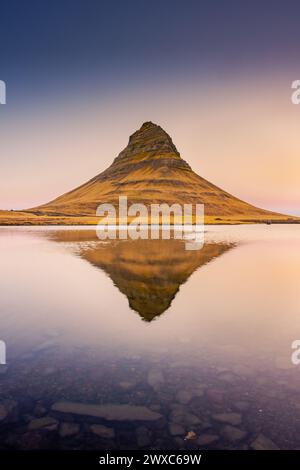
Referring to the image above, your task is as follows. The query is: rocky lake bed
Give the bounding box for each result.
[0,343,299,450]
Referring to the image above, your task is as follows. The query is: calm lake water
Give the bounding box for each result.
[0,225,300,450]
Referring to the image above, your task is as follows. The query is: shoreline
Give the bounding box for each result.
[1,210,299,228]
[0,220,299,227]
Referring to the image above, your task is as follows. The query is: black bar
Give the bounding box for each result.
[0,450,298,468]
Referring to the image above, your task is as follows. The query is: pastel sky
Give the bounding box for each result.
[0,0,300,215]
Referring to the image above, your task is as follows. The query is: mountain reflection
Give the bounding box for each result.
[45,230,235,322]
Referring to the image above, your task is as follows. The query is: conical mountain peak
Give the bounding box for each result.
[101,121,191,179]
[121,121,180,159]
[3,122,295,225]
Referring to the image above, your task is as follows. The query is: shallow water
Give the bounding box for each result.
[0,225,300,449]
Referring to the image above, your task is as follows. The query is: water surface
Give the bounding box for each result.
[0,225,299,449]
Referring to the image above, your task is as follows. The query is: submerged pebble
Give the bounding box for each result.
[90,424,115,439]
[250,434,279,450]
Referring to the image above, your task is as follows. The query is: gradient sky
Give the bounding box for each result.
[0,0,300,215]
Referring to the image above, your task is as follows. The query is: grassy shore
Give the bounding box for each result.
[0,210,299,226]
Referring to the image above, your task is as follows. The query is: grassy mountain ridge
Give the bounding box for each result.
[0,121,298,225]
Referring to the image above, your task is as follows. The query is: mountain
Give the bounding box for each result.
[0,121,298,225]
[46,230,234,321]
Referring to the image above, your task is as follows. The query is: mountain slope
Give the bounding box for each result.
[0,121,298,225]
